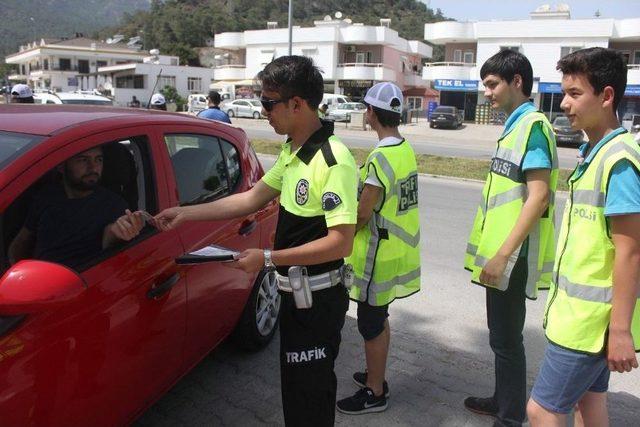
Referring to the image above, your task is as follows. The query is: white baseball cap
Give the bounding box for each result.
[364,82,403,114]
[11,84,33,98]
[150,93,166,105]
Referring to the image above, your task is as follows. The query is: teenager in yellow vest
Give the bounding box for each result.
[336,82,421,415]
[527,48,640,427]
[464,50,558,427]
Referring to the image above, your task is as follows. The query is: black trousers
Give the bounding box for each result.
[279,284,349,427]
[486,257,527,427]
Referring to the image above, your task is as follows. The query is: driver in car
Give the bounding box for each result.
[8,146,145,269]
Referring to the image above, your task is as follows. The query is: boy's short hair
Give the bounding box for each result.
[556,47,627,112]
[369,103,402,128]
[480,49,534,97]
[257,55,324,109]
[208,90,221,105]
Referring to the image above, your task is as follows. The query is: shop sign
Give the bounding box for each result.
[339,80,373,88]
[433,79,478,92]
[625,85,640,96]
[538,82,563,94]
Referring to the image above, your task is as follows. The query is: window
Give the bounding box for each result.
[187,77,202,93]
[78,60,89,74]
[560,46,581,58]
[453,49,462,63]
[220,140,241,190]
[500,46,520,53]
[43,59,49,70]
[164,134,236,205]
[463,51,474,64]
[97,60,107,68]
[115,75,144,89]
[2,136,156,273]
[158,76,176,90]
[355,52,371,63]
[633,51,640,65]
[59,58,71,71]
[407,97,423,110]
[620,51,631,65]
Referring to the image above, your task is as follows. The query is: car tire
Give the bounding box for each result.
[430,123,435,128]
[253,111,261,119]
[227,110,235,118]
[232,268,280,351]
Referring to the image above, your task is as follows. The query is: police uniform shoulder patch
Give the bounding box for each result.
[322,192,342,211]
[296,179,309,205]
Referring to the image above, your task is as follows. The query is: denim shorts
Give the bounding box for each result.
[530,342,610,414]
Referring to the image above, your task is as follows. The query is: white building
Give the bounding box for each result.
[423,5,640,122]
[96,54,215,107]
[5,37,148,92]
[213,17,433,109]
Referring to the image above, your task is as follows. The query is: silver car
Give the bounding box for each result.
[326,102,367,122]
[224,99,264,119]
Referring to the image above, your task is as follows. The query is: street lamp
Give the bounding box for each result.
[29,17,35,43]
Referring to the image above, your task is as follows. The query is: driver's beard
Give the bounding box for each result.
[64,169,100,192]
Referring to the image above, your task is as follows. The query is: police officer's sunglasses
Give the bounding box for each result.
[260,96,289,112]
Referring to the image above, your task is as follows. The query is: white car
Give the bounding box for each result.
[326,102,366,122]
[224,99,264,119]
[33,91,113,106]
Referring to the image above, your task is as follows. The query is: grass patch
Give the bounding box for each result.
[250,138,572,191]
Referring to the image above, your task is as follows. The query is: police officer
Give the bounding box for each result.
[336,82,421,415]
[149,93,166,110]
[10,84,35,103]
[464,50,558,427]
[155,55,358,426]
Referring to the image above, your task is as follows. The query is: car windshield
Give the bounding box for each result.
[0,131,44,168]
[434,107,454,113]
[61,99,113,105]
[553,116,570,126]
[249,100,262,107]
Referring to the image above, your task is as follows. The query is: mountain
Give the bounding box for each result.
[1,0,150,57]
[106,0,449,65]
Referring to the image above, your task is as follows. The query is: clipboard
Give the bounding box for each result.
[176,244,240,264]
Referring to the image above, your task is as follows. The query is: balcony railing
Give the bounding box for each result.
[213,64,246,69]
[424,61,476,68]
[337,63,392,69]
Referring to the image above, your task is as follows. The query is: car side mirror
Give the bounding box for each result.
[0,260,86,315]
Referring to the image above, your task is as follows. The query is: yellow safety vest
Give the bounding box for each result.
[464,111,558,298]
[544,132,640,354]
[347,139,421,306]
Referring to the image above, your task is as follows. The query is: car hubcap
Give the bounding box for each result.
[255,270,280,336]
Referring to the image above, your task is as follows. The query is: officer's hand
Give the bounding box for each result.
[154,207,186,231]
[479,254,508,286]
[227,248,263,273]
[607,329,639,373]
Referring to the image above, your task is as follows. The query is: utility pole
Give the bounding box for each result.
[288,0,293,55]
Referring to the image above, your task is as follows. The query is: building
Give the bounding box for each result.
[212,17,433,109]
[423,4,640,123]
[5,37,148,92]
[96,54,214,107]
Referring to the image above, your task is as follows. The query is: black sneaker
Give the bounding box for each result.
[336,387,388,415]
[463,396,498,417]
[352,371,390,398]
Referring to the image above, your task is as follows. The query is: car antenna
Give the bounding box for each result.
[146,68,163,108]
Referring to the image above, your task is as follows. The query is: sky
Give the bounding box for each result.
[425,0,640,21]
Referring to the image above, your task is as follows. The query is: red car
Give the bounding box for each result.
[0,105,280,426]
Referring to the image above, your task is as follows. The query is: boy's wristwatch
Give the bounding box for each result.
[263,249,275,269]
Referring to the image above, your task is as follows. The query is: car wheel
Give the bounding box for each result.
[253,111,261,119]
[430,123,435,128]
[232,268,280,351]
[227,109,235,117]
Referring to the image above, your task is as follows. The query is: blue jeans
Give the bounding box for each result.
[486,257,527,426]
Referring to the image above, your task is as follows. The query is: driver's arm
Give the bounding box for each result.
[8,227,36,264]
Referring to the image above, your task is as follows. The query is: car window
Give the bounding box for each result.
[249,100,262,107]
[164,134,230,205]
[220,139,241,191]
[2,136,156,273]
[553,117,570,126]
[435,107,455,113]
[0,131,45,169]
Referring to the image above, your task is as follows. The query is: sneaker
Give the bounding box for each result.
[336,387,388,415]
[352,371,390,398]
[463,396,498,417]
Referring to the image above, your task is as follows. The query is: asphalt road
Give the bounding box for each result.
[136,168,639,426]
[234,118,582,170]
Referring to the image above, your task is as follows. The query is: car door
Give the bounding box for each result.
[0,128,187,427]
[157,126,262,368]
[234,100,247,117]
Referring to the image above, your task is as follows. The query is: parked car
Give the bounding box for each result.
[224,99,264,119]
[0,105,280,427]
[429,106,463,129]
[187,93,208,114]
[322,93,350,109]
[326,102,367,122]
[552,115,584,146]
[33,91,113,106]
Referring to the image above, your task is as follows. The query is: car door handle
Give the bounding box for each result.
[238,219,257,236]
[147,273,180,300]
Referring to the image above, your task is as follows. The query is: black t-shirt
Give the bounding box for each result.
[25,183,128,269]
